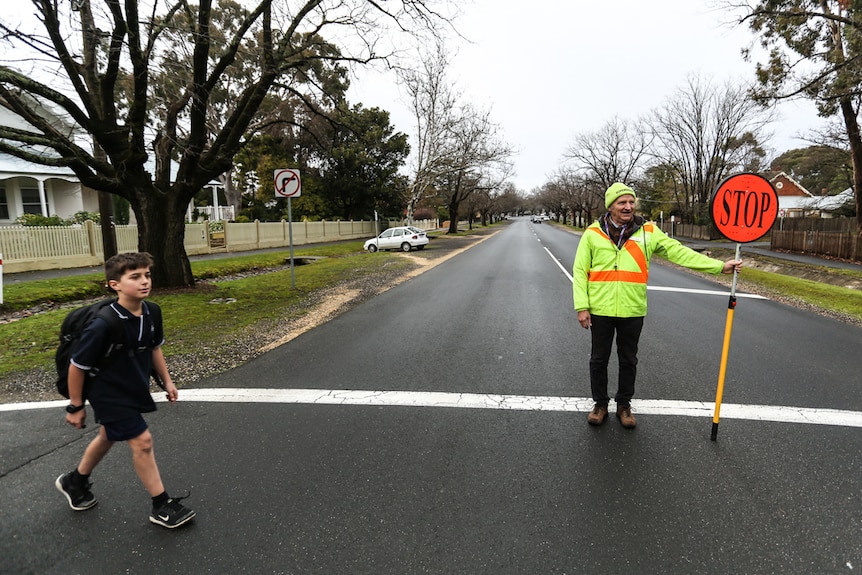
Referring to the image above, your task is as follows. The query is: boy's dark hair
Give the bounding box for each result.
[105,252,154,290]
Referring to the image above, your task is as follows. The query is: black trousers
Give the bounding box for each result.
[589,315,645,406]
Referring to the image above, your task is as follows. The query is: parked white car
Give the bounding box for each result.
[364,226,429,252]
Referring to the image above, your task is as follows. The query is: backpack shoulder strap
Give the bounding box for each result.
[142,301,163,348]
[144,301,163,334]
[94,302,126,360]
[141,301,167,391]
[97,302,124,338]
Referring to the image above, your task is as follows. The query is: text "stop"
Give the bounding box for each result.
[709,173,779,243]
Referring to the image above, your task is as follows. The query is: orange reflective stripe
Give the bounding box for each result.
[589,270,648,283]
[586,227,609,240]
[623,241,648,278]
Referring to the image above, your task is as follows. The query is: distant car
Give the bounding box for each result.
[531,215,543,223]
[364,226,429,252]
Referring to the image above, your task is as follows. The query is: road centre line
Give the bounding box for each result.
[6,389,862,428]
[543,246,767,300]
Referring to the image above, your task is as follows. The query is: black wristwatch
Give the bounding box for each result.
[65,404,85,414]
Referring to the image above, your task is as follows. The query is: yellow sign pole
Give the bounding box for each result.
[711,243,741,441]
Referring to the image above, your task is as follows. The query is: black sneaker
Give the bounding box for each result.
[55,473,97,511]
[149,496,196,529]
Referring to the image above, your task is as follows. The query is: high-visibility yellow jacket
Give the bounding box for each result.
[573,220,724,318]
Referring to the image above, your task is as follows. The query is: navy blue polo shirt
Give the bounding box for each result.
[71,301,164,423]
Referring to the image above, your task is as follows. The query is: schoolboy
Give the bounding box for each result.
[55,252,195,529]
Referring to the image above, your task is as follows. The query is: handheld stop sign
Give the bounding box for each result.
[707,173,778,441]
[710,173,779,243]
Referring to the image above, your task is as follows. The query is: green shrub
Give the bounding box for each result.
[70,211,101,224]
[15,213,70,226]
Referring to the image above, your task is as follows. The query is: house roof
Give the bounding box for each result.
[769,172,814,197]
[779,196,815,210]
[799,188,855,211]
[1,102,80,181]
[2,102,219,188]
[0,151,223,188]
[0,151,78,181]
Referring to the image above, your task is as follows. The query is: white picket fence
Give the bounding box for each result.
[0,219,436,273]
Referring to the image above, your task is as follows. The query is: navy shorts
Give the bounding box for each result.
[102,414,148,442]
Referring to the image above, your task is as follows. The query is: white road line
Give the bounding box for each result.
[6,389,862,428]
[543,246,767,299]
[647,285,767,299]
[546,246,574,281]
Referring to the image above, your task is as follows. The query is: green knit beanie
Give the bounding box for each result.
[605,182,637,209]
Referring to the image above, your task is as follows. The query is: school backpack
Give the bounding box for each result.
[55,299,163,399]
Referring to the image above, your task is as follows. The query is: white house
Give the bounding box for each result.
[769,171,816,218]
[768,170,858,218]
[0,103,101,224]
[1,102,227,225]
[0,150,98,224]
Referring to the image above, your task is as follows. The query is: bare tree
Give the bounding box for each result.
[0,0,455,287]
[436,104,514,234]
[542,169,596,226]
[400,40,459,224]
[461,187,487,228]
[494,182,523,218]
[563,116,653,209]
[651,74,772,223]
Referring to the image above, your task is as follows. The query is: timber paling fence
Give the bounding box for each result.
[770,230,862,261]
[658,222,723,241]
[0,218,436,274]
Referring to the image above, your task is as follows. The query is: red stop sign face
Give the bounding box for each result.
[710,173,779,243]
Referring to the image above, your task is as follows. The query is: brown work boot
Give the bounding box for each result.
[587,404,609,426]
[616,404,637,429]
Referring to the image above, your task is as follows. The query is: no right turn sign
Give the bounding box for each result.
[274,169,301,198]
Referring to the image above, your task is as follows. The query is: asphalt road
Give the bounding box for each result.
[2,218,862,574]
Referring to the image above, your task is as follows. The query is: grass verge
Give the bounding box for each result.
[0,241,413,378]
[738,267,862,320]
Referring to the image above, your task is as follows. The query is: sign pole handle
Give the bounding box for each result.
[711,243,741,441]
[288,197,295,289]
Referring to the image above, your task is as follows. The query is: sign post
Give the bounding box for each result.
[274,169,302,288]
[708,173,779,440]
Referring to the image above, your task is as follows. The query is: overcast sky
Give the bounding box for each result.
[1,1,826,193]
[347,0,826,192]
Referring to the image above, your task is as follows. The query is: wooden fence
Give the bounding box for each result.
[0,219,435,273]
[657,222,723,241]
[770,229,862,262]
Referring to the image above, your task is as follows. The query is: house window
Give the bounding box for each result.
[20,187,45,215]
[0,186,8,219]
